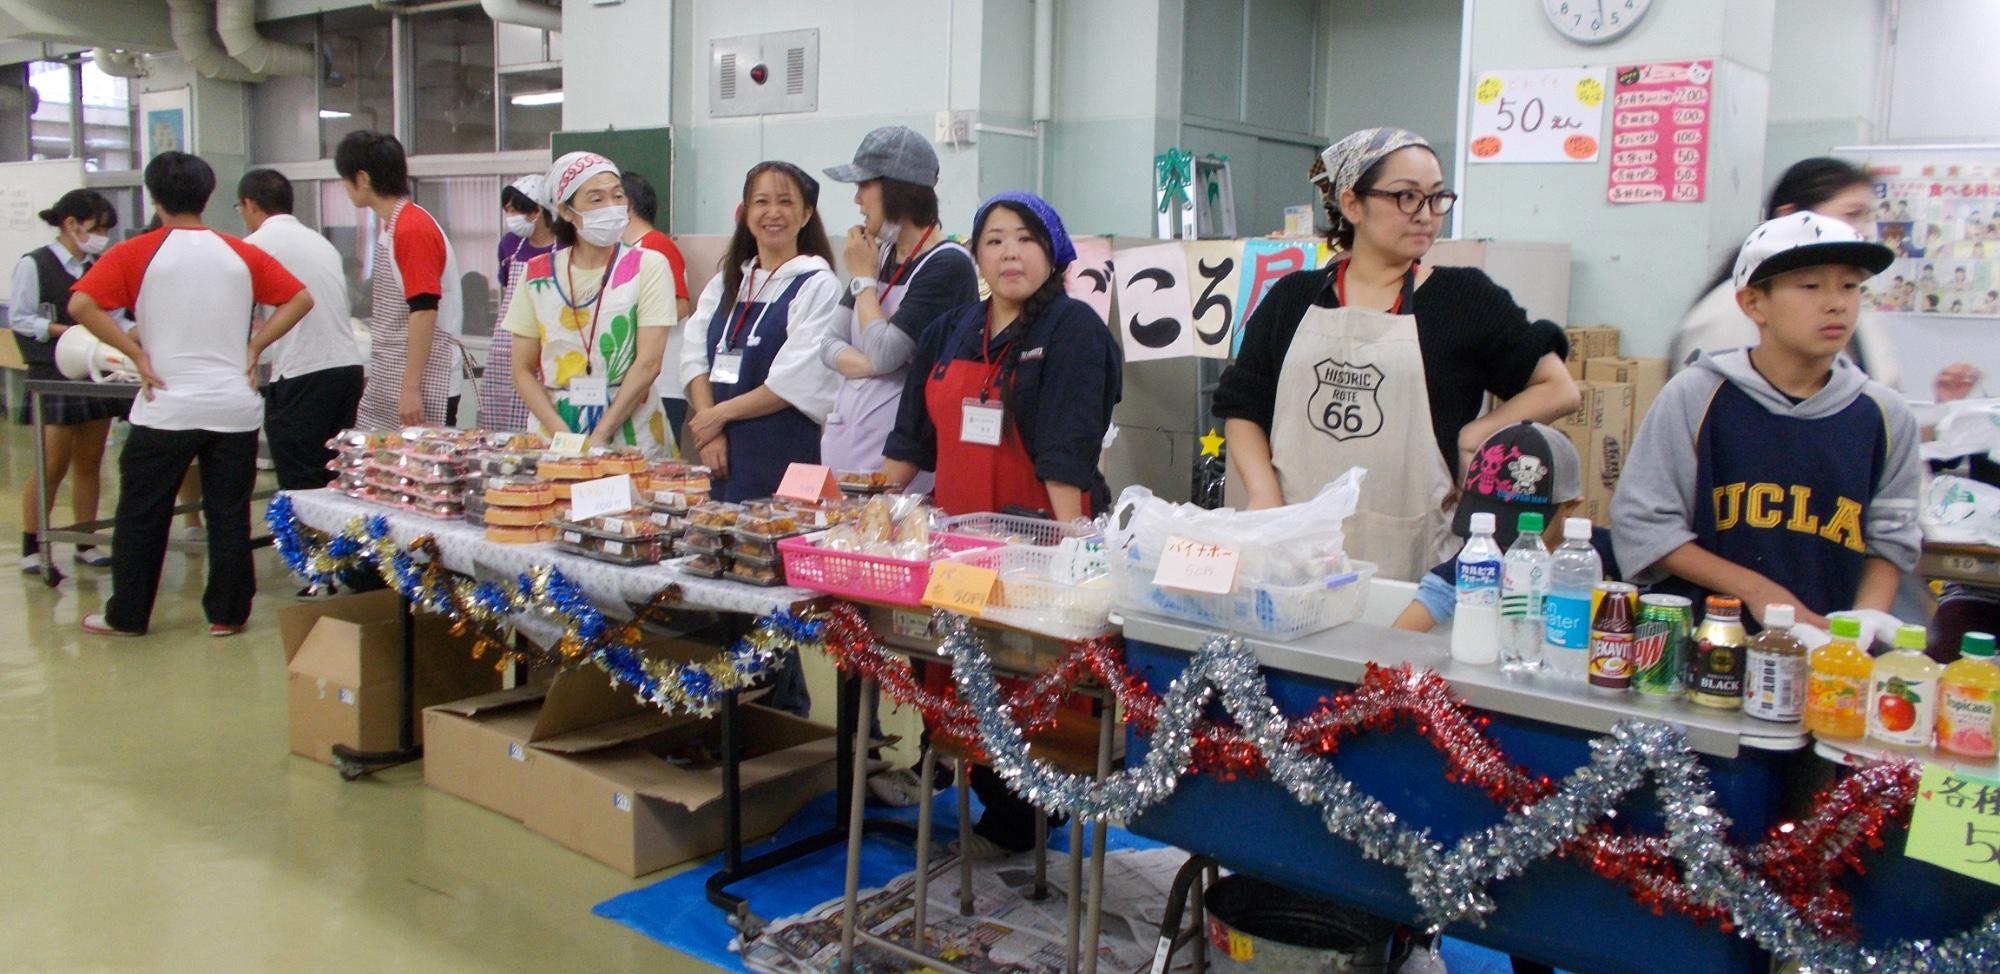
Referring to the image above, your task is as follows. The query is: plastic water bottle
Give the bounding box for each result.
[1542,517,1603,679]
[1451,512,1502,665]
[1499,512,1551,672]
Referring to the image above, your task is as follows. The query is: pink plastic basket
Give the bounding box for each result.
[777,532,1004,606]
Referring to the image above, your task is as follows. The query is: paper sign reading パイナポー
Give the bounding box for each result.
[568,474,635,521]
[1905,763,2000,886]
[549,432,589,457]
[1153,536,1241,594]
[775,463,840,503]
[923,562,1000,616]
[1114,243,1197,362]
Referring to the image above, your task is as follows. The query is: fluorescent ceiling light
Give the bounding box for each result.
[318,109,352,119]
[509,90,563,107]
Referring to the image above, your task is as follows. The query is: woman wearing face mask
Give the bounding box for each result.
[479,175,556,432]
[1215,128,1578,582]
[1670,157,1903,388]
[502,152,672,455]
[680,161,844,502]
[9,189,123,578]
[818,127,979,477]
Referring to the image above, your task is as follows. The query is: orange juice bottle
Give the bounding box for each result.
[1804,616,1870,738]
[1938,632,2000,758]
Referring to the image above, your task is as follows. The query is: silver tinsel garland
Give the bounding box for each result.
[934,618,2000,973]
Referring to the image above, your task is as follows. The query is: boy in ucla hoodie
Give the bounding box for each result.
[1613,212,1921,630]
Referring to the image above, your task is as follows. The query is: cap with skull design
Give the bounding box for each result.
[1452,421,1584,548]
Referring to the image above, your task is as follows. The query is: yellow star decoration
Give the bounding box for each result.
[1199,428,1225,458]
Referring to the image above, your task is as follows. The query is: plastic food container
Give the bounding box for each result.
[939,512,1100,548]
[1109,550,1377,640]
[940,544,1116,639]
[485,523,556,545]
[777,532,1005,607]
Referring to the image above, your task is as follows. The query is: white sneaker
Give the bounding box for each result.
[73,547,113,568]
[20,552,44,575]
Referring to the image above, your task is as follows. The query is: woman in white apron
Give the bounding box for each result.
[479,174,556,432]
[504,152,673,455]
[818,126,980,477]
[1214,128,1580,581]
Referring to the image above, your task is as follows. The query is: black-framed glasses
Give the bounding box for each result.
[1359,188,1459,216]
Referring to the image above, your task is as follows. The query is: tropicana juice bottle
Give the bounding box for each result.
[1804,616,1870,739]
[1938,632,2000,759]
[1866,624,1944,751]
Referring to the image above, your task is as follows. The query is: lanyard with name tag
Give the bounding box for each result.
[567,375,608,407]
[961,398,1005,446]
[710,353,744,386]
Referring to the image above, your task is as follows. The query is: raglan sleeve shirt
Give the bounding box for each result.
[882,303,969,472]
[1610,368,1721,584]
[1862,385,1924,572]
[821,247,979,375]
[391,207,448,312]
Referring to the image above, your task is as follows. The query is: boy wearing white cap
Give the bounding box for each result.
[1613,213,1921,629]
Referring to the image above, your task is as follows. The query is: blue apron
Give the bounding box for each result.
[704,273,825,502]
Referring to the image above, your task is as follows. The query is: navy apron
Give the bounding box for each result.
[704,272,825,502]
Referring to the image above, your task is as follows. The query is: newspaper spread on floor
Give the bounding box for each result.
[739,846,1189,974]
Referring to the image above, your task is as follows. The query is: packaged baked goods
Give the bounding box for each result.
[481,431,547,452]
[645,488,710,514]
[725,561,785,586]
[681,525,727,553]
[687,501,744,529]
[822,493,937,559]
[483,503,555,527]
[484,477,556,508]
[733,508,800,541]
[680,551,729,577]
[550,508,676,538]
[485,523,556,545]
[591,448,648,475]
[724,533,783,564]
[836,469,891,494]
[479,450,540,478]
[539,455,601,480]
[329,429,396,452]
[405,497,464,519]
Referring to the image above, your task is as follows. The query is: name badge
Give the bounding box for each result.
[711,353,744,386]
[961,398,1005,446]
[568,375,608,407]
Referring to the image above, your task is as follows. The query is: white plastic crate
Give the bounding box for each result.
[939,512,1098,548]
[1110,549,1376,640]
[942,544,1115,640]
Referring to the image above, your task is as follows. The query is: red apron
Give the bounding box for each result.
[925,353,1067,517]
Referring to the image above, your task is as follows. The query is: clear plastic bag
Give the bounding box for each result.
[1106,468,1364,588]
[1923,474,2000,546]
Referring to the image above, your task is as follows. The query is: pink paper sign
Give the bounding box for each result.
[775,463,840,503]
[1606,60,1712,205]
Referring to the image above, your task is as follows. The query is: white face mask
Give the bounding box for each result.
[874,219,903,248]
[503,213,533,238]
[574,204,629,248]
[79,232,110,256]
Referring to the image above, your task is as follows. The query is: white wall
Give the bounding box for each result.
[562,0,673,132]
[1320,0,1461,170]
[1885,0,2000,142]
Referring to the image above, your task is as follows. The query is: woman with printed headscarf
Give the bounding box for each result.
[503,152,674,455]
[1214,127,1579,581]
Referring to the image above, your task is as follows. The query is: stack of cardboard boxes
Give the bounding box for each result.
[282,593,838,877]
[1554,326,1668,527]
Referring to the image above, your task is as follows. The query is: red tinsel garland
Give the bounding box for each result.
[805,603,1920,940]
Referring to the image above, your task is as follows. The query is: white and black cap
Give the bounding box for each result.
[1732,211,1895,289]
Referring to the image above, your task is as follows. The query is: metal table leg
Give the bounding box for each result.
[836,675,876,972]
[330,593,423,778]
[956,757,974,917]
[1081,698,1115,974]
[1065,816,1084,973]
[30,389,60,588]
[910,743,940,951]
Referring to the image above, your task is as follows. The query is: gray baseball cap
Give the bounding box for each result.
[823,126,940,187]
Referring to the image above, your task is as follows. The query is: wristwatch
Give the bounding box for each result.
[848,276,879,298]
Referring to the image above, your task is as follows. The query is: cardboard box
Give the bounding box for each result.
[1585,356,1669,426]
[1581,382,1635,526]
[523,702,837,876]
[1562,326,1620,378]
[282,589,503,765]
[422,685,550,822]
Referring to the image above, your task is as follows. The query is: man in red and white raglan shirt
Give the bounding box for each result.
[68,151,314,638]
[334,130,464,428]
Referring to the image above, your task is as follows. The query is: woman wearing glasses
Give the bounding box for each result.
[1215,128,1579,581]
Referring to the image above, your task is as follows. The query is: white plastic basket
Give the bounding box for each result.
[1110,549,1376,640]
[942,544,1115,640]
[939,512,1099,548]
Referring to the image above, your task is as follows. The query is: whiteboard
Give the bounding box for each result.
[0,159,85,292]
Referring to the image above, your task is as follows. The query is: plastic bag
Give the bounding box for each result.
[1923,474,2000,546]
[1920,398,2000,463]
[1106,468,1364,587]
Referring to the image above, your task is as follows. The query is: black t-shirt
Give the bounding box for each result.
[1212,265,1567,477]
[837,242,979,341]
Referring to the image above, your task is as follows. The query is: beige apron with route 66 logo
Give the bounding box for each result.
[1268,296,1455,582]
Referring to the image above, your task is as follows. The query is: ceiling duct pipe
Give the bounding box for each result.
[481,0,561,33]
[166,0,261,82]
[216,0,317,77]
[91,48,148,79]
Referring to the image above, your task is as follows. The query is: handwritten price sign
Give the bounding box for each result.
[1152,536,1241,594]
[923,562,1000,616]
[1906,764,2000,886]
[1606,59,1711,204]
[1466,67,1605,164]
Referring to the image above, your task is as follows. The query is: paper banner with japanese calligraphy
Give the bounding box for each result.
[1233,239,1321,356]
[1113,243,1196,362]
[1064,236,1116,325]
[1182,241,1244,359]
[1607,59,1712,204]
[1467,67,1606,164]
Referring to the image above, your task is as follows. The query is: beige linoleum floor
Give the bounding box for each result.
[0,422,802,973]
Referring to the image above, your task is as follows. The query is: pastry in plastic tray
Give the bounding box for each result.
[555,532,670,565]
[539,456,600,480]
[645,488,710,513]
[402,481,467,505]
[642,461,713,490]
[687,501,744,529]
[783,497,860,528]
[403,497,464,519]
[393,454,472,483]
[723,534,783,565]
[680,552,729,577]
[329,429,396,452]
[479,451,540,477]
[724,561,785,586]
[483,503,555,527]
[462,508,486,527]
[552,480,575,501]
[681,528,727,554]
[485,523,556,545]
[836,469,891,493]
[590,448,648,475]
[733,509,799,541]
[484,477,556,507]
[480,431,547,451]
[552,509,674,539]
